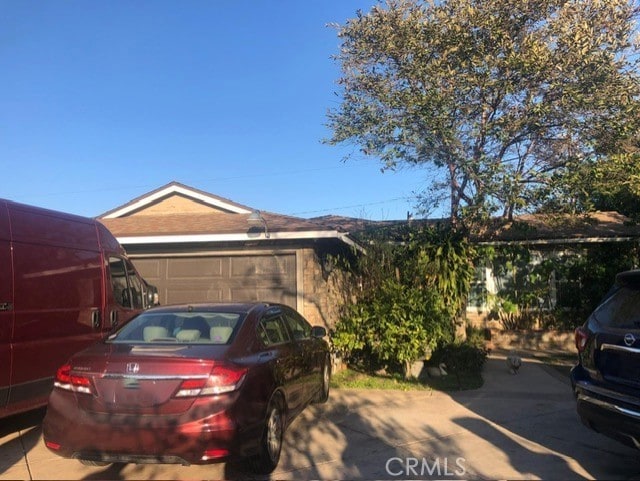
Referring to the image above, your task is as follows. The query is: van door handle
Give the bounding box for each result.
[110,310,118,328]
[0,302,12,311]
[91,310,101,329]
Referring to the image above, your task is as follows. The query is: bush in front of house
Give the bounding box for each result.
[428,341,488,390]
[332,278,454,379]
[333,225,477,380]
[430,342,487,376]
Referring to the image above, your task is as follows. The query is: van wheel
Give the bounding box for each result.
[246,394,284,474]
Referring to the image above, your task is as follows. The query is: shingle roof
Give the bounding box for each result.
[310,212,640,244]
[481,211,640,243]
[100,211,337,237]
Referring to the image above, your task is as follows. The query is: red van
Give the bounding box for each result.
[0,199,157,418]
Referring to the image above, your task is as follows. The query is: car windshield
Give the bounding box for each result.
[593,286,640,329]
[109,311,244,345]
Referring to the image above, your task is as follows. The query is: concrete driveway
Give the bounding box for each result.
[2,354,640,480]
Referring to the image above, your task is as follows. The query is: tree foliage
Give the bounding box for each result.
[327,0,640,226]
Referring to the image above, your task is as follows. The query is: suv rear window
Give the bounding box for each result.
[594,286,640,329]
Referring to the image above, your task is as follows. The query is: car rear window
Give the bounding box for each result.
[109,311,244,345]
[593,286,640,329]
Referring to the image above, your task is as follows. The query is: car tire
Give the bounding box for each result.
[247,394,285,475]
[313,357,331,404]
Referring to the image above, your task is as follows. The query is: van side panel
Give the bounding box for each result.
[96,221,125,254]
[8,203,104,413]
[0,201,12,409]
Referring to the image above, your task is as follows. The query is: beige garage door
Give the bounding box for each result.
[132,254,297,308]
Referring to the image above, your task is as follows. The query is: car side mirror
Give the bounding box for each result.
[311,326,327,338]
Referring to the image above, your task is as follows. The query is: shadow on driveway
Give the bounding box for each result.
[449,355,640,480]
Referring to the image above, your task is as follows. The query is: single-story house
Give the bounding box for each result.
[312,211,640,326]
[99,183,640,331]
[98,181,360,329]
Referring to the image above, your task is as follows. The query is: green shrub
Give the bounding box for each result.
[332,279,453,379]
[430,342,487,376]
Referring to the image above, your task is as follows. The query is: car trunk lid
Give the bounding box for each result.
[68,345,219,414]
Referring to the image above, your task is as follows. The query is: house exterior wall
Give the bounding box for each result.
[129,195,228,216]
[300,248,352,330]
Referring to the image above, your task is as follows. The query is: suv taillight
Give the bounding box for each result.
[174,364,247,398]
[575,327,590,353]
[54,363,94,395]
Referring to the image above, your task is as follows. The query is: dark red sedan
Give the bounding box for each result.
[42,302,331,474]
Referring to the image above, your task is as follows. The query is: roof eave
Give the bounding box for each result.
[115,230,364,251]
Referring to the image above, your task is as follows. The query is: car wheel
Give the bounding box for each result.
[247,394,285,475]
[313,357,331,404]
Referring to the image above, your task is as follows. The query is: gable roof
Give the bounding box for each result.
[100,181,253,218]
[97,181,360,249]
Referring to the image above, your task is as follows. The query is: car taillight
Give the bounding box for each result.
[54,363,94,395]
[575,327,590,353]
[174,365,247,398]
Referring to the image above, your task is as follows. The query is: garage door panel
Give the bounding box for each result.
[133,259,162,278]
[230,256,292,277]
[168,258,224,278]
[132,254,296,309]
[166,287,224,304]
[229,288,294,305]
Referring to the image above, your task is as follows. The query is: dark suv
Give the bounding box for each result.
[571,269,640,449]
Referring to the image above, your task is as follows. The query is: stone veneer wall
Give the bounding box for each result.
[487,329,576,353]
[300,247,353,330]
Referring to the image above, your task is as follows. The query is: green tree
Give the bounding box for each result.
[327,0,640,226]
[542,147,640,219]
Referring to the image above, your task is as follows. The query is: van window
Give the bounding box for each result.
[109,257,128,307]
[108,257,145,309]
[125,260,144,309]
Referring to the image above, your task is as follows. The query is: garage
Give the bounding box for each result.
[132,253,297,307]
[98,182,361,327]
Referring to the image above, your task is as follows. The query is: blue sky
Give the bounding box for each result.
[1,0,432,221]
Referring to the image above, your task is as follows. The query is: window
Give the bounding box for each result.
[258,316,291,346]
[110,311,242,344]
[283,309,311,340]
[108,257,129,308]
[108,257,145,309]
[594,286,640,329]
